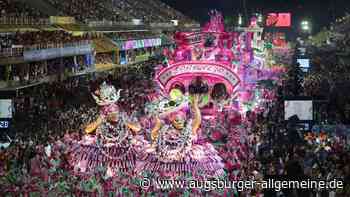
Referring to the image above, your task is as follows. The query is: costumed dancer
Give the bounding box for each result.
[138,86,225,180]
[65,82,143,177]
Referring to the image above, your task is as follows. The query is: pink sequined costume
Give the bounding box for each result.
[137,97,225,179]
[65,82,144,176]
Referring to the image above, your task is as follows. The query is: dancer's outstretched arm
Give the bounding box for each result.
[151,116,162,143]
[192,94,201,135]
[85,117,103,134]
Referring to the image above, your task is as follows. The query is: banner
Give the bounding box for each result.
[116,38,162,51]
[23,44,93,61]
[157,61,240,93]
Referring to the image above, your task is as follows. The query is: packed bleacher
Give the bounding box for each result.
[1,0,196,25]
[146,0,192,22]
[0,31,93,49]
[113,0,165,23]
[0,0,45,18]
[0,0,50,25]
[45,0,192,23]
[0,31,95,59]
[0,54,95,85]
[46,0,117,22]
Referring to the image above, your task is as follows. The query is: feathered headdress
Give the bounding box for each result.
[92,82,122,106]
[145,90,189,119]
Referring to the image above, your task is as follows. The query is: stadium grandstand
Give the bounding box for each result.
[0,0,199,90]
[1,0,350,196]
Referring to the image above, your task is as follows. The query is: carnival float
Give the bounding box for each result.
[58,11,288,195]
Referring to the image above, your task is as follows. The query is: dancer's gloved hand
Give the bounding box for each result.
[85,117,103,134]
[126,122,141,135]
[151,116,161,144]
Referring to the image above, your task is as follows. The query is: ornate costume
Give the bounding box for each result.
[138,93,225,179]
[66,82,143,176]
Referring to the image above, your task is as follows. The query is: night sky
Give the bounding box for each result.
[161,0,350,33]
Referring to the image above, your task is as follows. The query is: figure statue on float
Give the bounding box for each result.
[138,79,225,179]
[66,82,145,177]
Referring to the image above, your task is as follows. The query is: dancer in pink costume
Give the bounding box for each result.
[65,82,144,177]
[138,92,225,179]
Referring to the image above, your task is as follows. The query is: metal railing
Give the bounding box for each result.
[0,47,24,58]
[0,16,50,25]
[87,20,144,27]
[0,40,92,58]
[23,40,92,51]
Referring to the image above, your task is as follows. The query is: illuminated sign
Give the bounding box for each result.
[0,121,9,128]
[23,44,92,61]
[116,38,162,51]
[297,59,310,68]
[272,32,287,47]
[284,100,313,121]
[0,99,12,118]
[157,62,240,88]
[266,13,291,27]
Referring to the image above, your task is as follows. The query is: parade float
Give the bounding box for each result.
[61,11,288,195]
[155,11,286,118]
[0,12,288,196]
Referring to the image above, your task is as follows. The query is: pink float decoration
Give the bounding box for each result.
[156,11,244,96]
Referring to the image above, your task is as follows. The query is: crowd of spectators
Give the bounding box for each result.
[46,0,117,22]
[12,79,97,142]
[0,31,92,49]
[253,16,350,194]
[0,0,195,26]
[0,0,45,19]
[299,14,350,124]
[0,30,172,59]
[0,55,95,86]
[124,47,161,63]
[45,0,193,24]
[247,98,350,197]
[209,77,350,197]
[0,42,169,90]
[0,62,49,85]
[112,0,165,23]
[0,31,94,58]
[145,0,194,22]
[95,53,114,65]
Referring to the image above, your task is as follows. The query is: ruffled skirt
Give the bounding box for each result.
[137,141,225,179]
[65,135,137,175]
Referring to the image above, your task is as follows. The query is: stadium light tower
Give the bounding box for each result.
[257,14,263,23]
[301,20,311,33]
